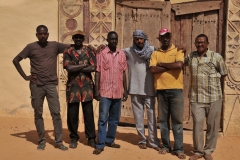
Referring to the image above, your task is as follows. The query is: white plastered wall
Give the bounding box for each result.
[0,0,59,118]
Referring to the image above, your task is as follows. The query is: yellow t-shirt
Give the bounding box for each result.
[149,44,184,90]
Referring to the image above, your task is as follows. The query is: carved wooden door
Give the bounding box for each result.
[115,1,171,124]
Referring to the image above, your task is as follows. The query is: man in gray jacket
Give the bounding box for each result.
[123,30,160,150]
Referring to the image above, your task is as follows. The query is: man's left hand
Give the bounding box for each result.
[122,91,128,102]
[176,45,186,54]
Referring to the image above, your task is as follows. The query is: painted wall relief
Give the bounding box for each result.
[89,0,114,47]
[58,0,84,89]
[224,0,240,135]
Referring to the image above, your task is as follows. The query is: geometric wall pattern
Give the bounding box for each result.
[89,0,115,47]
[224,0,240,136]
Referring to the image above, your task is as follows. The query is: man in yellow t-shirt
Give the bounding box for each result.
[149,28,185,159]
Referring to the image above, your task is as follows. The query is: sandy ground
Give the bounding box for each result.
[0,116,240,160]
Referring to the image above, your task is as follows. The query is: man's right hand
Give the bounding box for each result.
[94,90,101,101]
[96,44,106,53]
[25,74,37,82]
[87,44,96,52]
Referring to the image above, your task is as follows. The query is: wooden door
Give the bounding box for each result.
[115,1,171,124]
[171,0,225,130]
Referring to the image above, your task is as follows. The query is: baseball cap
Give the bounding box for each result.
[159,28,171,35]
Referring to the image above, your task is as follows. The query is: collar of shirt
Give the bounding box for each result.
[193,49,212,58]
[101,46,120,55]
[158,44,176,52]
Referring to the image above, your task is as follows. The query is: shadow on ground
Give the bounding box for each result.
[11,127,193,156]
[116,129,193,156]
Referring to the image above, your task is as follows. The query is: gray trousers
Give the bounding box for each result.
[131,95,160,148]
[30,83,63,144]
[191,99,222,156]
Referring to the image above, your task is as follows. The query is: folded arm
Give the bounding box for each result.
[158,61,183,70]
[65,64,96,72]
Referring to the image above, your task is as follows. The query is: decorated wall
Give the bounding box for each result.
[224,0,240,136]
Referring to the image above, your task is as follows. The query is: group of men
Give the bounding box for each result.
[13,25,228,160]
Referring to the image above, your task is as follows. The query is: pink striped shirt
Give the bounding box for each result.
[96,46,127,99]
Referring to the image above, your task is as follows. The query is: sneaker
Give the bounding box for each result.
[88,139,96,148]
[69,140,78,149]
[55,143,68,151]
[37,143,46,150]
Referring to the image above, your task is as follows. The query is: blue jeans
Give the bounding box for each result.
[156,89,184,154]
[96,97,122,149]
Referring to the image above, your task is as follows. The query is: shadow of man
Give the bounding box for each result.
[11,128,70,147]
[115,126,193,156]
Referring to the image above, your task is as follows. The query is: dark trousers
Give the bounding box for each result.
[30,83,63,144]
[156,89,184,154]
[67,101,96,141]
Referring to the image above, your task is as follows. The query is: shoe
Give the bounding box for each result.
[204,154,213,160]
[88,139,96,148]
[37,143,46,150]
[138,143,147,149]
[189,154,201,160]
[93,148,104,155]
[69,140,78,149]
[55,143,68,151]
[105,142,120,148]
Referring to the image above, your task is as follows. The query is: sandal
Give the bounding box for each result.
[153,146,160,151]
[176,152,186,159]
[55,143,68,151]
[93,148,104,155]
[138,143,147,149]
[189,154,202,160]
[204,154,213,160]
[37,143,46,150]
[106,142,121,148]
[158,148,169,154]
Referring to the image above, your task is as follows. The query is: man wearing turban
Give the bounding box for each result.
[123,30,160,151]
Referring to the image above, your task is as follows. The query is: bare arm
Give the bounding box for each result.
[221,75,227,81]
[94,71,100,101]
[12,55,36,82]
[158,61,183,70]
[81,65,96,72]
[65,64,87,72]
[65,64,96,72]
[122,71,128,101]
[149,66,169,74]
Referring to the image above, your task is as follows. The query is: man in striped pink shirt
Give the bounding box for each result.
[93,31,128,155]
